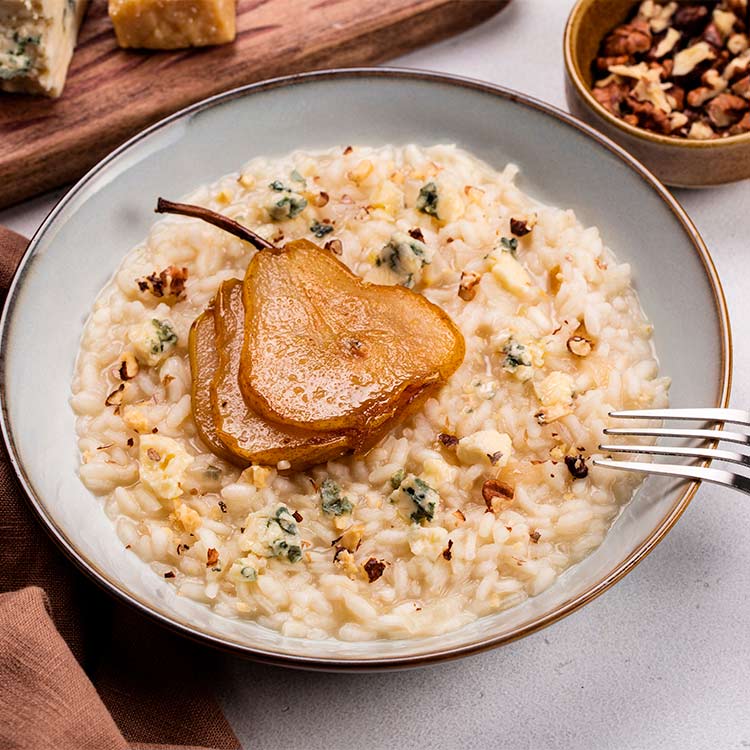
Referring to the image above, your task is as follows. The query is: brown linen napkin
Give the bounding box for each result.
[0,226,241,750]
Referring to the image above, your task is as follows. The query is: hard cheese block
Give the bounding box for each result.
[109,0,236,49]
[0,0,89,97]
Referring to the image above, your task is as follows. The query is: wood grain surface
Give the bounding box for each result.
[0,0,508,209]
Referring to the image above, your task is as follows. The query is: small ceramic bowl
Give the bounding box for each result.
[564,0,750,187]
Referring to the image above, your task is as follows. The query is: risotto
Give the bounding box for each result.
[71,144,669,641]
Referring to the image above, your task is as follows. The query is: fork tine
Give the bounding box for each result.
[593,458,750,494]
[598,443,748,466]
[603,426,750,444]
[609,408,750,424]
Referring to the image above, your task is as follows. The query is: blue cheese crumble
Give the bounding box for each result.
[240,506,303,563]
[375,231,433,288]
[389,473,439,523]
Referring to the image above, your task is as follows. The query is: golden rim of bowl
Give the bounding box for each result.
[0,67,733,670]
[564,0,750,149]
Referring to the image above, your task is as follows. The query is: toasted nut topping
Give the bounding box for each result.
[206,548,219,567]
[510,214,537,237]
[567,335,593,357]
[363,558,386,583]
[654,27,681,58]
[105,383,126,407]
[564,454,589,479]
[706,92,747,127]
[673,41,715,76]
[602,19,652,57]
[592,3,750,140]
[688,120,715,139]
[458,271,481,301]
[438,432,459,448]
[728,33,749,55]
[137,265,188,300]
[729,111,750,134]
[324,238,343,255]
[117,352,139,381]
[482,479,515,513]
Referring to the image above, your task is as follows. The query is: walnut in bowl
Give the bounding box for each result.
[565,0,750,186]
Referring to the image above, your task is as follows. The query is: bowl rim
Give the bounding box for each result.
[563,0,750,149]
[0,66,733,671]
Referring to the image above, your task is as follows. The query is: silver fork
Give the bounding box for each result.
[594,408,750,494]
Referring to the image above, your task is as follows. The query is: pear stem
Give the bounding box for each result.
[155,198,278,252]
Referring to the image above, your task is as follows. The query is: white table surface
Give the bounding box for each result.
[3,2,749,748]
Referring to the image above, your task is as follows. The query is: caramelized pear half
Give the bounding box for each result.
[188,308,241,464]
[240,239,466,433]
[210,278,352,469]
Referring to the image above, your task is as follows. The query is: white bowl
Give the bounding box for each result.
[0,69,731,670]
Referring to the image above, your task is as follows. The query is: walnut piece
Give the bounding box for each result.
[482,479,514,513]
[137,265,188,301]
[672,41,715,77]
[706,92,747,126]
[458,271,481,301]
[602,19,652,57]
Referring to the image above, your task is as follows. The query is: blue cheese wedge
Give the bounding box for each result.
[0,0,89,97]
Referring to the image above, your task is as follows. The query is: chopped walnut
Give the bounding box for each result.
[363,558,386,583]
[729,110,750,133]
[482,479,514,513]
[592,3,750,139]
[687,69,728,107]
[592,80,630,114]
[706,92,747,126]
[117,352,139,381]
[688,120,715,139]
[458,271,481,301]
[728,33,749,55]
[673,41,715,76]
[673,5,709,34]
[206,548,219,567]
[509,214,537,237]
[136,265,188,301]
[105,383,126,407]
[648,2,678,33]
[653,27,681,58]
[703,22,724,49]
[567,335,593,357]
[564,454,589,479]
[438,432,459,448]
[732,74,750,99]
[602,19,652,57]
[324,238,343,255]
[712,8,737,38]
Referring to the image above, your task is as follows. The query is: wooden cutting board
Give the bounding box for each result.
[0,0,508,209]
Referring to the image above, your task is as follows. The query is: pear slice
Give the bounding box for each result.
[240,239,466,433]
[188,308,242,464]
[211,278,352,469]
